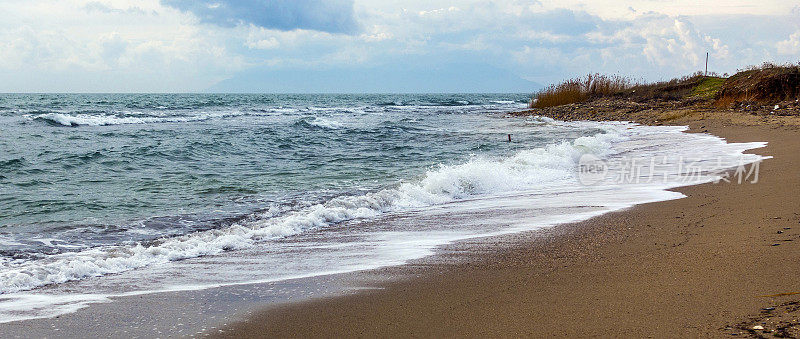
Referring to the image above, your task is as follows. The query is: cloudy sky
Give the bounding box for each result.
[2,0,799,92]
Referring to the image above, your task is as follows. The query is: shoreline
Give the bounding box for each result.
[1,106,797,337]
[216,110,800,337]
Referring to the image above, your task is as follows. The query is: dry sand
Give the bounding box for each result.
[216,112,800,338]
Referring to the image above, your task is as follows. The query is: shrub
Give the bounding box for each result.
[715,62,800,107]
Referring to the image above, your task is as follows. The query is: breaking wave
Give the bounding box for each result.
[0,127,623,294]
[32,113,225,126]
[295,116,345,130]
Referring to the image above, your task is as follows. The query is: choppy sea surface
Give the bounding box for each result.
[0,93,766,322]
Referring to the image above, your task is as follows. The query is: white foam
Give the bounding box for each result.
[306,117,344,129]
[32,112,234,126]
[0,124,621,294]
[0,293,111,324]
[525,116,556,124]
[0,122,768,300]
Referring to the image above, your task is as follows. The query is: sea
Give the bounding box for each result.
[0,93,766,323]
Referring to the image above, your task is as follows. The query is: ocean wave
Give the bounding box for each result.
[378,100,474,107]
[31,113,222,126]
[295,117,345,130]
[0,158,26,170]
[377,101,404,106]
[0,128,623,294]
[526,116,556,125]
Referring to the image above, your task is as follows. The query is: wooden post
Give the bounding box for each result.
[507,134,512,142]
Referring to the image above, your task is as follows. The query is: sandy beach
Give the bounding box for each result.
[4,2,799,337]
[217,112,800,337]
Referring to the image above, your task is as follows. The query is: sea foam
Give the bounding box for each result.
[32,112,230,126]
[0,121,767,300]
[0,123,623,294]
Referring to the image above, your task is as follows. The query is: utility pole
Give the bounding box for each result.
[705,52,709,76]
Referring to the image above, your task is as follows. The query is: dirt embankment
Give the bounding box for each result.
[513,98,800,128]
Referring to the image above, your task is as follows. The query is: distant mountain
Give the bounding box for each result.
[206,63,541,93]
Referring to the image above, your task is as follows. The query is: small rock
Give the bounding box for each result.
[753,325,765,330]
[778,230,784,234]
[772,243,781,246]
[763,307,776,311]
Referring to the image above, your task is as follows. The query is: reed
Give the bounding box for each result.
[530,74,631,108]
[530,62,800,109]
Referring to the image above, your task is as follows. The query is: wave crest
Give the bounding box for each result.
[294,117,345,130]
[32,113,217,126]
[0,128,622,294]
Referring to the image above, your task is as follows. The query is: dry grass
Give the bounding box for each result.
[616,72,708,102]
[530,74,631,108]
[531,72,709,108]
[715,62,800,107]
[530,62,800,109]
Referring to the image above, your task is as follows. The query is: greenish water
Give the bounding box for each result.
[1,93,546,256]
[0,94,766,324]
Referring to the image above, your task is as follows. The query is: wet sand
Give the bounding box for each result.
[217,115,800,337]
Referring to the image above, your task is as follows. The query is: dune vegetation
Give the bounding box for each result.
[530,62,800,110]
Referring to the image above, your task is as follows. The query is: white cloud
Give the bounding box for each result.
[361,31,393,42]
[642,19,704,67]
[537,0,795,19]
[418,6,459,17]
[777,31,800,55]
[577,13,733,77]
[0,0,797,91]
[0,0,245,91]
[247,38,280,50]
